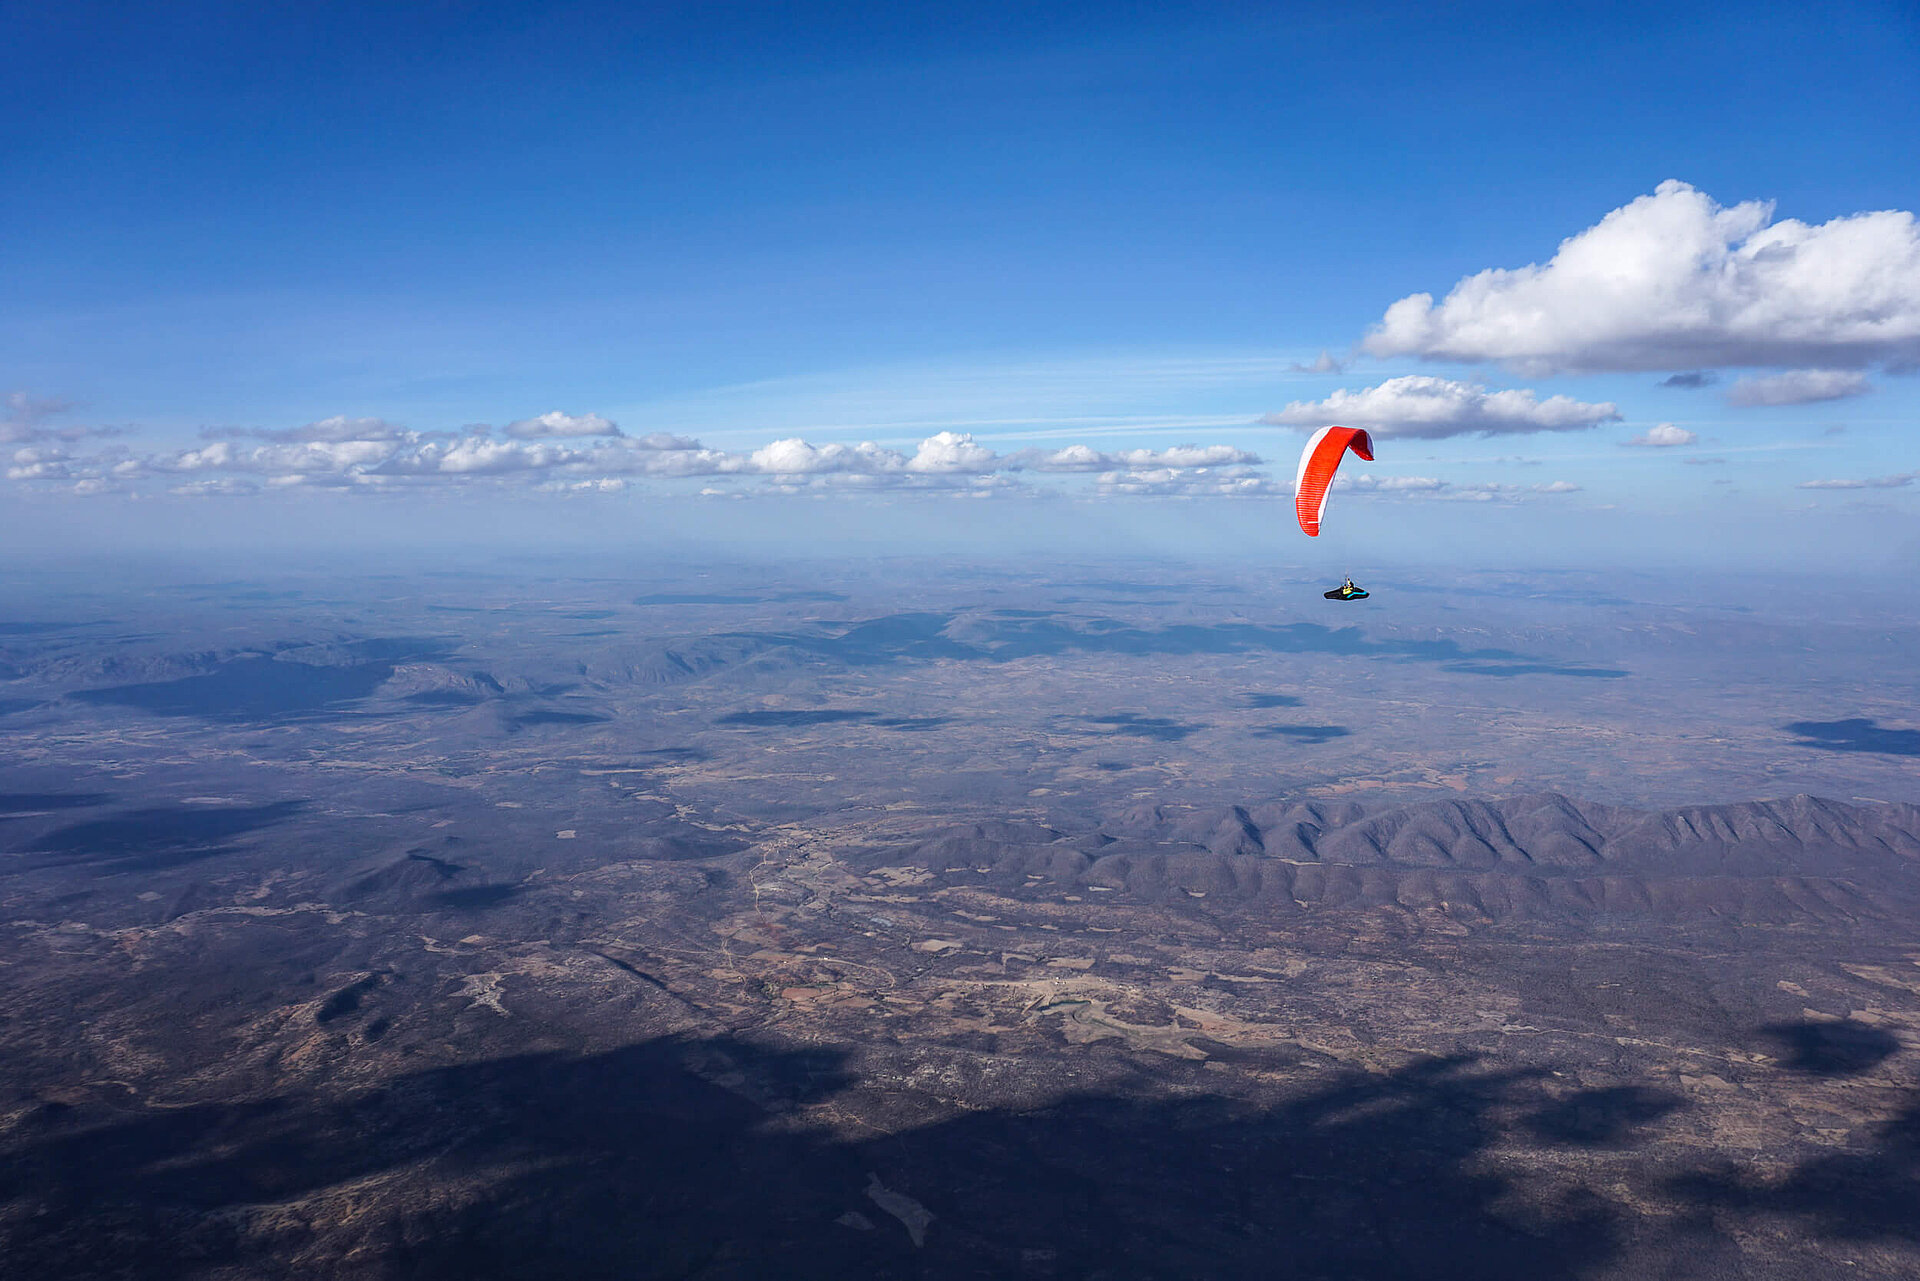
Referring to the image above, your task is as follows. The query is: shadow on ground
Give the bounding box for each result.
[1784,718,1920,757]
[1,1021,1909,1280]
[70,639,456,723]
[1672,1020,1917,1249]
[711,612,1629,680]
[2,802,305,875]
[1761,1019,1902,1074]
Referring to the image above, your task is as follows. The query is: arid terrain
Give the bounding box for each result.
[3,558,1917,1278]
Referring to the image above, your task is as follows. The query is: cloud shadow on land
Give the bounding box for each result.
[717,709,878,727]
[508,708,611,730]
[1443,663,1628,679]
[1760,1019,1902,1075]
[1080,713,1200,742]
[3,802,304,875]
[1241,693,1304,708]
[426,883,526,910]
[0,793,112,816]
[0,1043,1650,1280]
[873,716,953,731]
[635,590,849,605]
[8,1027,1918,1277]
[1783,718,1920,757]
[1669,1020,1915,1249]
[0,621,98,635]
[1252,724,1351,743]
[711,612,1630,679]
[70,638,457,724]
[1524,1085,1686,1147]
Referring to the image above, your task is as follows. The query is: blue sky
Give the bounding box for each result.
[3,1,1917,567]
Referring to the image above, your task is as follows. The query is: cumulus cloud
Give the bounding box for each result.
[170,477,263,497]
[1364,181,1920,374]
[538,478,628,493]
[1261,375,1619,439]
[906,430,998,473]
[1014,443,1261,472]
[6,446,77,480]
[1094,466,1281,498]
[1798,472,1914,490]
[1726,368,1872,407]
[504,411,624,439]
[7,412,1311,503]
[1341,474,1448,493]
[1626,423,1698,447]
[747,438,905,475]
[1661,371,1718,388]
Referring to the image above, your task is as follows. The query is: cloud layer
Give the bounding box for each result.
[1,392,124,446]
[1726,369,1873,407]
[1261,376,1619,439]
[1363,181,1920,374]
[1798,472,1914,490]
[7,409,1591,511]
[1340,474,1582,502]
[1626,423,1698,447]
[7,413,1283,500]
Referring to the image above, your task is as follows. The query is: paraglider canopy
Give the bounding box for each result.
[1294,425,1374,537]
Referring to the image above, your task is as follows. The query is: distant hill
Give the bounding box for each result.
[862,793,1920,926]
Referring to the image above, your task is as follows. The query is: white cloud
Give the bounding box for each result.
[629,431,703,450]
[1094,466,1281,497]
[170,477,263,496]
[906,431,998,473]
[1342,473,1448,492]
[537,478,629,494]
[8,412,1297,502]
[1262,375,1619,439]
[6,446,75,480]
[1626,423,1698,447]
[1726,368,1873,407]
[1018,444,1106,471]
[157,437,408,476]
[1015,443,1261,472]
[1337,474,1582,502]
[1115,444,1259,469]
[504,411,624,439]
[212,415,410,443]
[1364,180,1920,374]
[746,437,905,475]
[1798,472,1914,490]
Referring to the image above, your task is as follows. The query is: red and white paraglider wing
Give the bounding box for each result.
[1293,425,1374,537]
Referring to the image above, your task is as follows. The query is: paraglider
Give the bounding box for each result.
[1294,426,1374,601]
